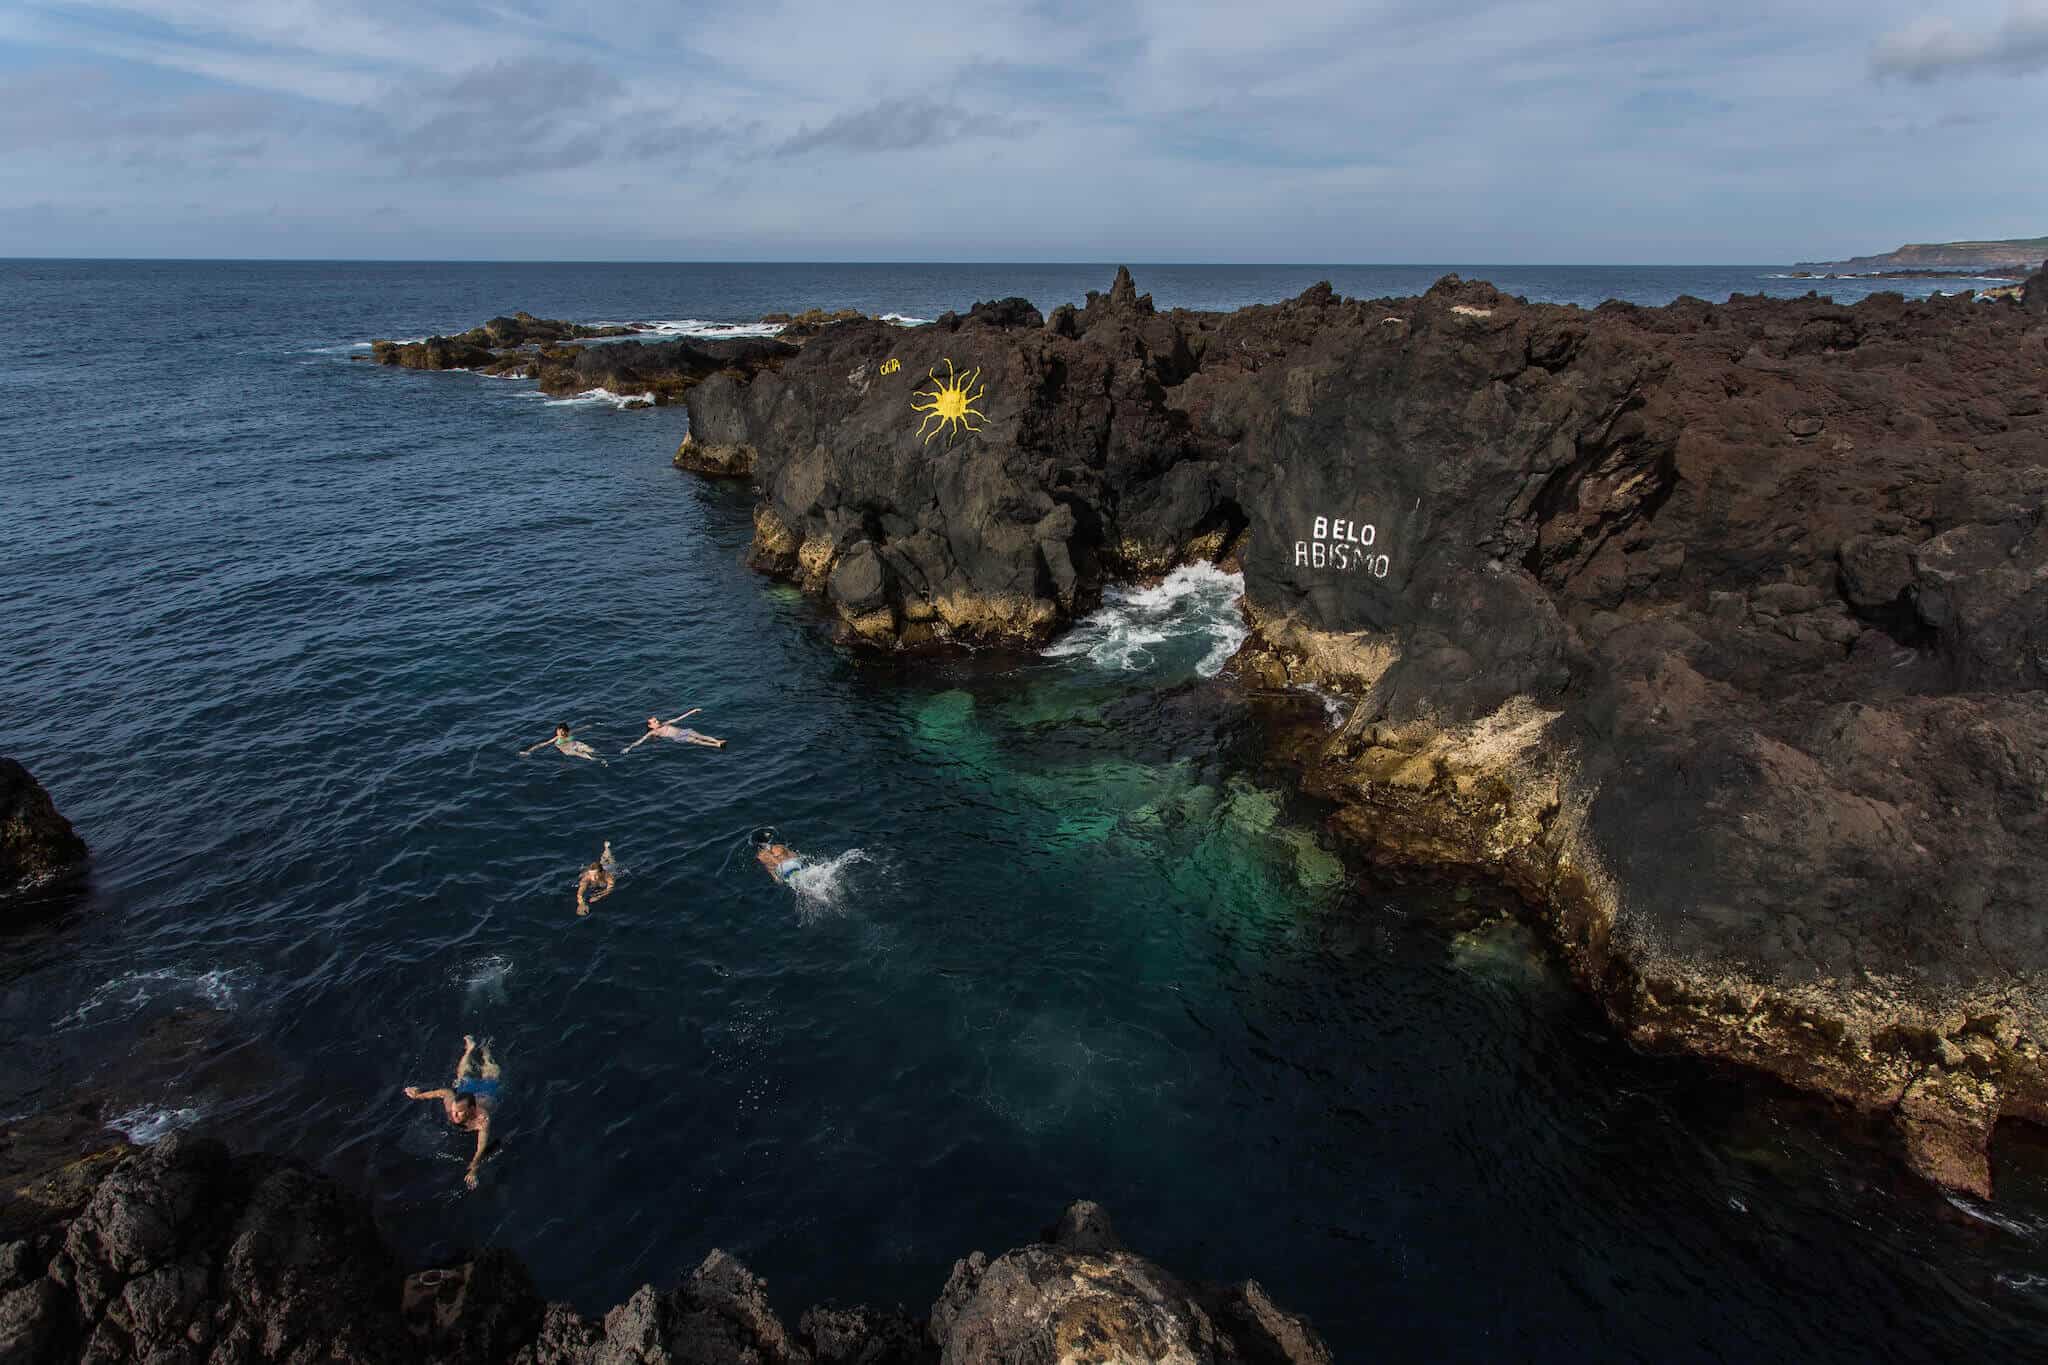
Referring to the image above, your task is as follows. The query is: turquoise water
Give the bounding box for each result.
[4,261,2048,1360]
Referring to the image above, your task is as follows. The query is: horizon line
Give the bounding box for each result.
[0,256,1817,269]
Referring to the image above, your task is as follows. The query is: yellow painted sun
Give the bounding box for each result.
[910,358,987,446]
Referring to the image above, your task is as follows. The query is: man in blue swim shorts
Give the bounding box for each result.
[402,1033,498,1189]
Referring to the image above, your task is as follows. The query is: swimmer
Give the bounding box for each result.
[400,1034,498,1189]
[520,723,606,766]
[755,840,806,884]
[575,846,615,916]
[620,709,727,753]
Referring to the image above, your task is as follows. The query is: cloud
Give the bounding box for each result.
[775,96,1037,157]
[0,66,297,162]
[1872,3,2048,80]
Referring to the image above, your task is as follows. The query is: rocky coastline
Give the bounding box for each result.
[664,264,2048,1196]
[0,1131,1329,1364]
[356,310,867,405]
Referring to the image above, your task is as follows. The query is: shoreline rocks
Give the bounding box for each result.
[1,757,86,904]
[0,1136,1329,1364]
[672,267,2048,1195]
[359,311,802,406]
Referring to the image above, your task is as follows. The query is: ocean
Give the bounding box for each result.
[3,260,2044,1360]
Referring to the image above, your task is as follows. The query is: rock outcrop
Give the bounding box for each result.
[1,757,86,900]
[362,313,800,406]
[677,270,2048,1195]
[1,1136,1328,1364]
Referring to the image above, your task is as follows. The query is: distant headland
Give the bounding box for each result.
[1794,235,2048,274]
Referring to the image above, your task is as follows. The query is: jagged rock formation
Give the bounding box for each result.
[0,1137,1328,1364]
[361,313,800,406]
[1,757,86,901]
[677,268,2048,1195]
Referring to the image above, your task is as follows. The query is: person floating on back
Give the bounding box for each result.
[621,709,726,753]
[401,1034,498,1189]
[520,723,606,766]
[576,844,616,916]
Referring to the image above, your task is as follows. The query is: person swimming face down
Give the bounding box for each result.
[755,842,803,882]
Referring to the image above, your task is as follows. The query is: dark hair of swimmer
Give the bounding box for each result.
[750,827,777,847]
[555,723,570,736]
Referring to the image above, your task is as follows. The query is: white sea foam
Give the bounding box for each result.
[308,341,372,353]
[534,388,657,409]
[1042,562,1248,677]
[452,955,514,1000]
[107,1104,203,1145]
[615,318,789,339]
[784,848,874,918]
[61,967,249,1029]
[1943,1191,2039,1238]
[879,312,932,326]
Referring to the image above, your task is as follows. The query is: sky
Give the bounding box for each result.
[1,0,2043,262]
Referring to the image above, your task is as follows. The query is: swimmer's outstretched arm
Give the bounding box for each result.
[663,709,702,724]
[464,1116,490,1189]
[517,736,555,757]
[403,1085,455,1102]
[620,732,656,754]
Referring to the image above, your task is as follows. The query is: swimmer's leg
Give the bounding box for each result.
[456,1036,478,1081]
[480,1046,500,1082]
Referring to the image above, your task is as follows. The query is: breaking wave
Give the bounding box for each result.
[624,319,788,339]
[525,388,657,410]
[1042,562,1248,678]
[107,1104,203,1145]
[60,967,251,1029]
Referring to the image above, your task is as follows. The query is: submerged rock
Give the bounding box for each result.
[0,756,87,901]
[673,269,2048,1196]
[3,1140,1324,1364]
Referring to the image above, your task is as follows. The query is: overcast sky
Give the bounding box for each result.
[2,0,2043,262]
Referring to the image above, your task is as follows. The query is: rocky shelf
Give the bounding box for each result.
[668,264,2048,1197]
[0,1131,1328,1364]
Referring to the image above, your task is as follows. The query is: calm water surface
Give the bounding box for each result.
[3,262,2045,1361]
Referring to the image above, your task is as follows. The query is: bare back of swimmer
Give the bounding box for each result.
[756,842,805,883]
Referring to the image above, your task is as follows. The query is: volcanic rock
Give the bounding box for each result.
[927,1201,1329,1364]
[0,757,87,900]
[364,315,800,407]
[5,1139,1321,1364]
[678,270,2048,1195]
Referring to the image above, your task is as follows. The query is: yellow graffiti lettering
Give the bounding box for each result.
[879,358,901,375]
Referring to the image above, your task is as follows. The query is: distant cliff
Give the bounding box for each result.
[1794,236,2048,272]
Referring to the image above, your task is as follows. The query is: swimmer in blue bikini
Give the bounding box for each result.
[402,1034,498,1189]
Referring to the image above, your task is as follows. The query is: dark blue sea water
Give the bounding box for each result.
[5,261,2046,1361]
